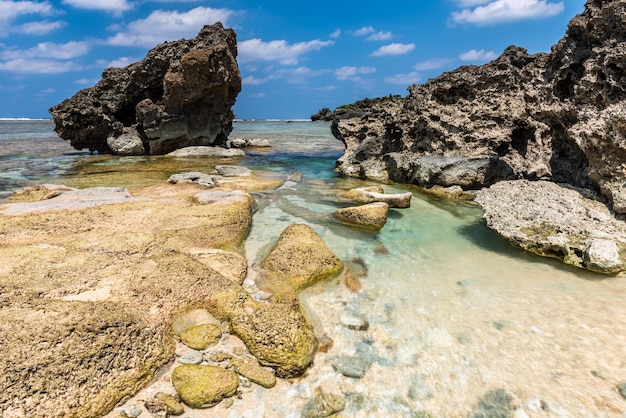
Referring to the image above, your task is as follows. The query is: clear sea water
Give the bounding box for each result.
[2,119,626,417]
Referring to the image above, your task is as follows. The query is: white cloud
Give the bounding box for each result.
[334,66,376,81]
[353,26,375,36]
[414,58,453,71]
[16,20,65,35]
[371,43,415,57]
[330,29,341,38]
[106,56,136,68]
[74,78,99,85]
[367,31,393,41]
[459,48,498,61]
[243,75,276,86]
[105,7,235,47]
[385,71,421,85]
[0,59,81,73]
[453,0,491,6]
[0,1,56,22]
[239,38,334,65]
[62,0,133,13]
[1,41,89,60]
[451,0,564,25]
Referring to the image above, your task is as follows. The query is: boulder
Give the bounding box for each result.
[331,0,626,213]
[256,224,343,299]
[334,202,389,230]
[49,23,241,155]
[231,356,277,388]
[171,364,238,408]
[227,138,272,148]
[230,302,317,378]
[215,165,252,177]
[311,107,334,121]
[474,180,626,274]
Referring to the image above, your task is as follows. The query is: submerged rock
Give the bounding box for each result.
[344,186,412,208]
[301,391,346,417]
[256,224,343,299]
[475,180,626,274]
[50,23,241,155]
[331,0,626,213]
[468,389,514,418]
[334,202,389,230]
[171,364,238,408]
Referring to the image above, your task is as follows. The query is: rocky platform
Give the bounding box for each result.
[49,23,241,156]
[331,0,626,215]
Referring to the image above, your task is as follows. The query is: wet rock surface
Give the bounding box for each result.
[49,23,241,155]
[331,0,626,213]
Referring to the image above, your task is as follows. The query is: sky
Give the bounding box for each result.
[0,0,587,120]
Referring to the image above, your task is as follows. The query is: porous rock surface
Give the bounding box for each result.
[331,0,626,213]
[475,180,626,274]
[49,23,241,155]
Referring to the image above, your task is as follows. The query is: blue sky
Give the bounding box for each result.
[0,0,587,119]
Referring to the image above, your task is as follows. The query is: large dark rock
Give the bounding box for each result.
[331,0,626,213]
[49,23,241,155]
[311,107,334,121]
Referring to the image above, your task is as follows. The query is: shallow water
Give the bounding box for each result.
[2,120,625,417]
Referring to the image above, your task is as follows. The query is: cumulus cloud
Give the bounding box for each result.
[385,71,421,85]
[0,41,88,73]
[371,43,415,57]
[105,56,136,68]
[239,38,334,65]
[334,66,376,81]
[105,7,235,47]
[16,20,65,35]
[451,0,564,25]
[353,26,375,36]
[367,31,393,41]
[459,48,498,61]
[62,0,133,13]
[0,1,63,36]
[414,58,453,71]
[330,29,341,38]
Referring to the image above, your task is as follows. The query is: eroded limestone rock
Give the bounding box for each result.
[171,365,238,408]
[334,202,389,230]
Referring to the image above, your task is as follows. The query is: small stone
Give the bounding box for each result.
[252,290,273,301]
[221,397,235,408]
[468,389,513,418]
[301,392,346,418]
[144,393,185,416]
[125,405,142,417]
[329,355,371,379]
[215,165,252,177]
[231,356,277,388]
[233,346,249,356]
[617,382,626,400]
[171,364,239,408]
[179,324,222,350]
[334,202,389,230]
[178,350,203,365]
[340,313,369,331]
[209,351,233,363]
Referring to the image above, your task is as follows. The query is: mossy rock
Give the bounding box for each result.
[257,224,343,299]
[180,324,222,350]
[144,392,185,416]
[171,364,238,408]
[334,202,389,230]
[231,356,276,388]
[231,302,317,378]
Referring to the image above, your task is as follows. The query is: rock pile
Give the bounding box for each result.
[49,23,241,156]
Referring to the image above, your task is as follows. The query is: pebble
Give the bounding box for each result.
[125,405,142,417]
[329,355,371,379]
[178,350,203,365]
[252,290,273,301]
[340,313,369,331]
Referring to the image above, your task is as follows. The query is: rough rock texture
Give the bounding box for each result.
[334,202,389,230]
[343,186,412,208]
[475,180,626,274]
[171,364,238,408]
[231,356,277,388]
[331,0,626,213]
[230,302,318,378]
[256,224,343,300]
[179,324,222,350]
[49,23,241,155]
[311,107,334,121]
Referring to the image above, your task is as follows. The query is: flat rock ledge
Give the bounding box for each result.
[475,180,626,274]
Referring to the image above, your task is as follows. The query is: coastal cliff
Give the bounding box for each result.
[49,23,241,156]
[331,0,626,214]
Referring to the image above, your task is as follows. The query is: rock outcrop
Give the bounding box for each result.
[331,0,626,213]
[49,23,241,156]
[311,107,334,121]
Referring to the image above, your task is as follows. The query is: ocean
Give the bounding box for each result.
[2,119,625,416]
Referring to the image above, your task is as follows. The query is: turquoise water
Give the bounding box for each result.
[2,119,626,417]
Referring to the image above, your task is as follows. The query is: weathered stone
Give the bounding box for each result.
[188,248,248,284]
[166,146,245,158]
[474,180,626,274]
[301,392,346,417]
[8,183,76,202]
[192,190,255,208]
[421,185,475,200]
[50,23,241,156]
[180,324,222,350]
[344,186,412,208]
[215,165,252,177]
[331,0,626,213]
[231,356,277,388]
[256,224,343,299]
[226,138,272,148]
[144,392,185,416]
[231,302,317,378]
[468,389,514,418]
[334,202,389,230]
[168,172,220,188]
[328,355,371,379]
[311,107,334,121]
[171,365,238,408]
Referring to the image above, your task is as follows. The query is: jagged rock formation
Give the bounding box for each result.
[311,107,334,121]
[331,0,626,213]
[49,23,241,156]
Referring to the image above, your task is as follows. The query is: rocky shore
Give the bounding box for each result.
[330,0,626,273]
